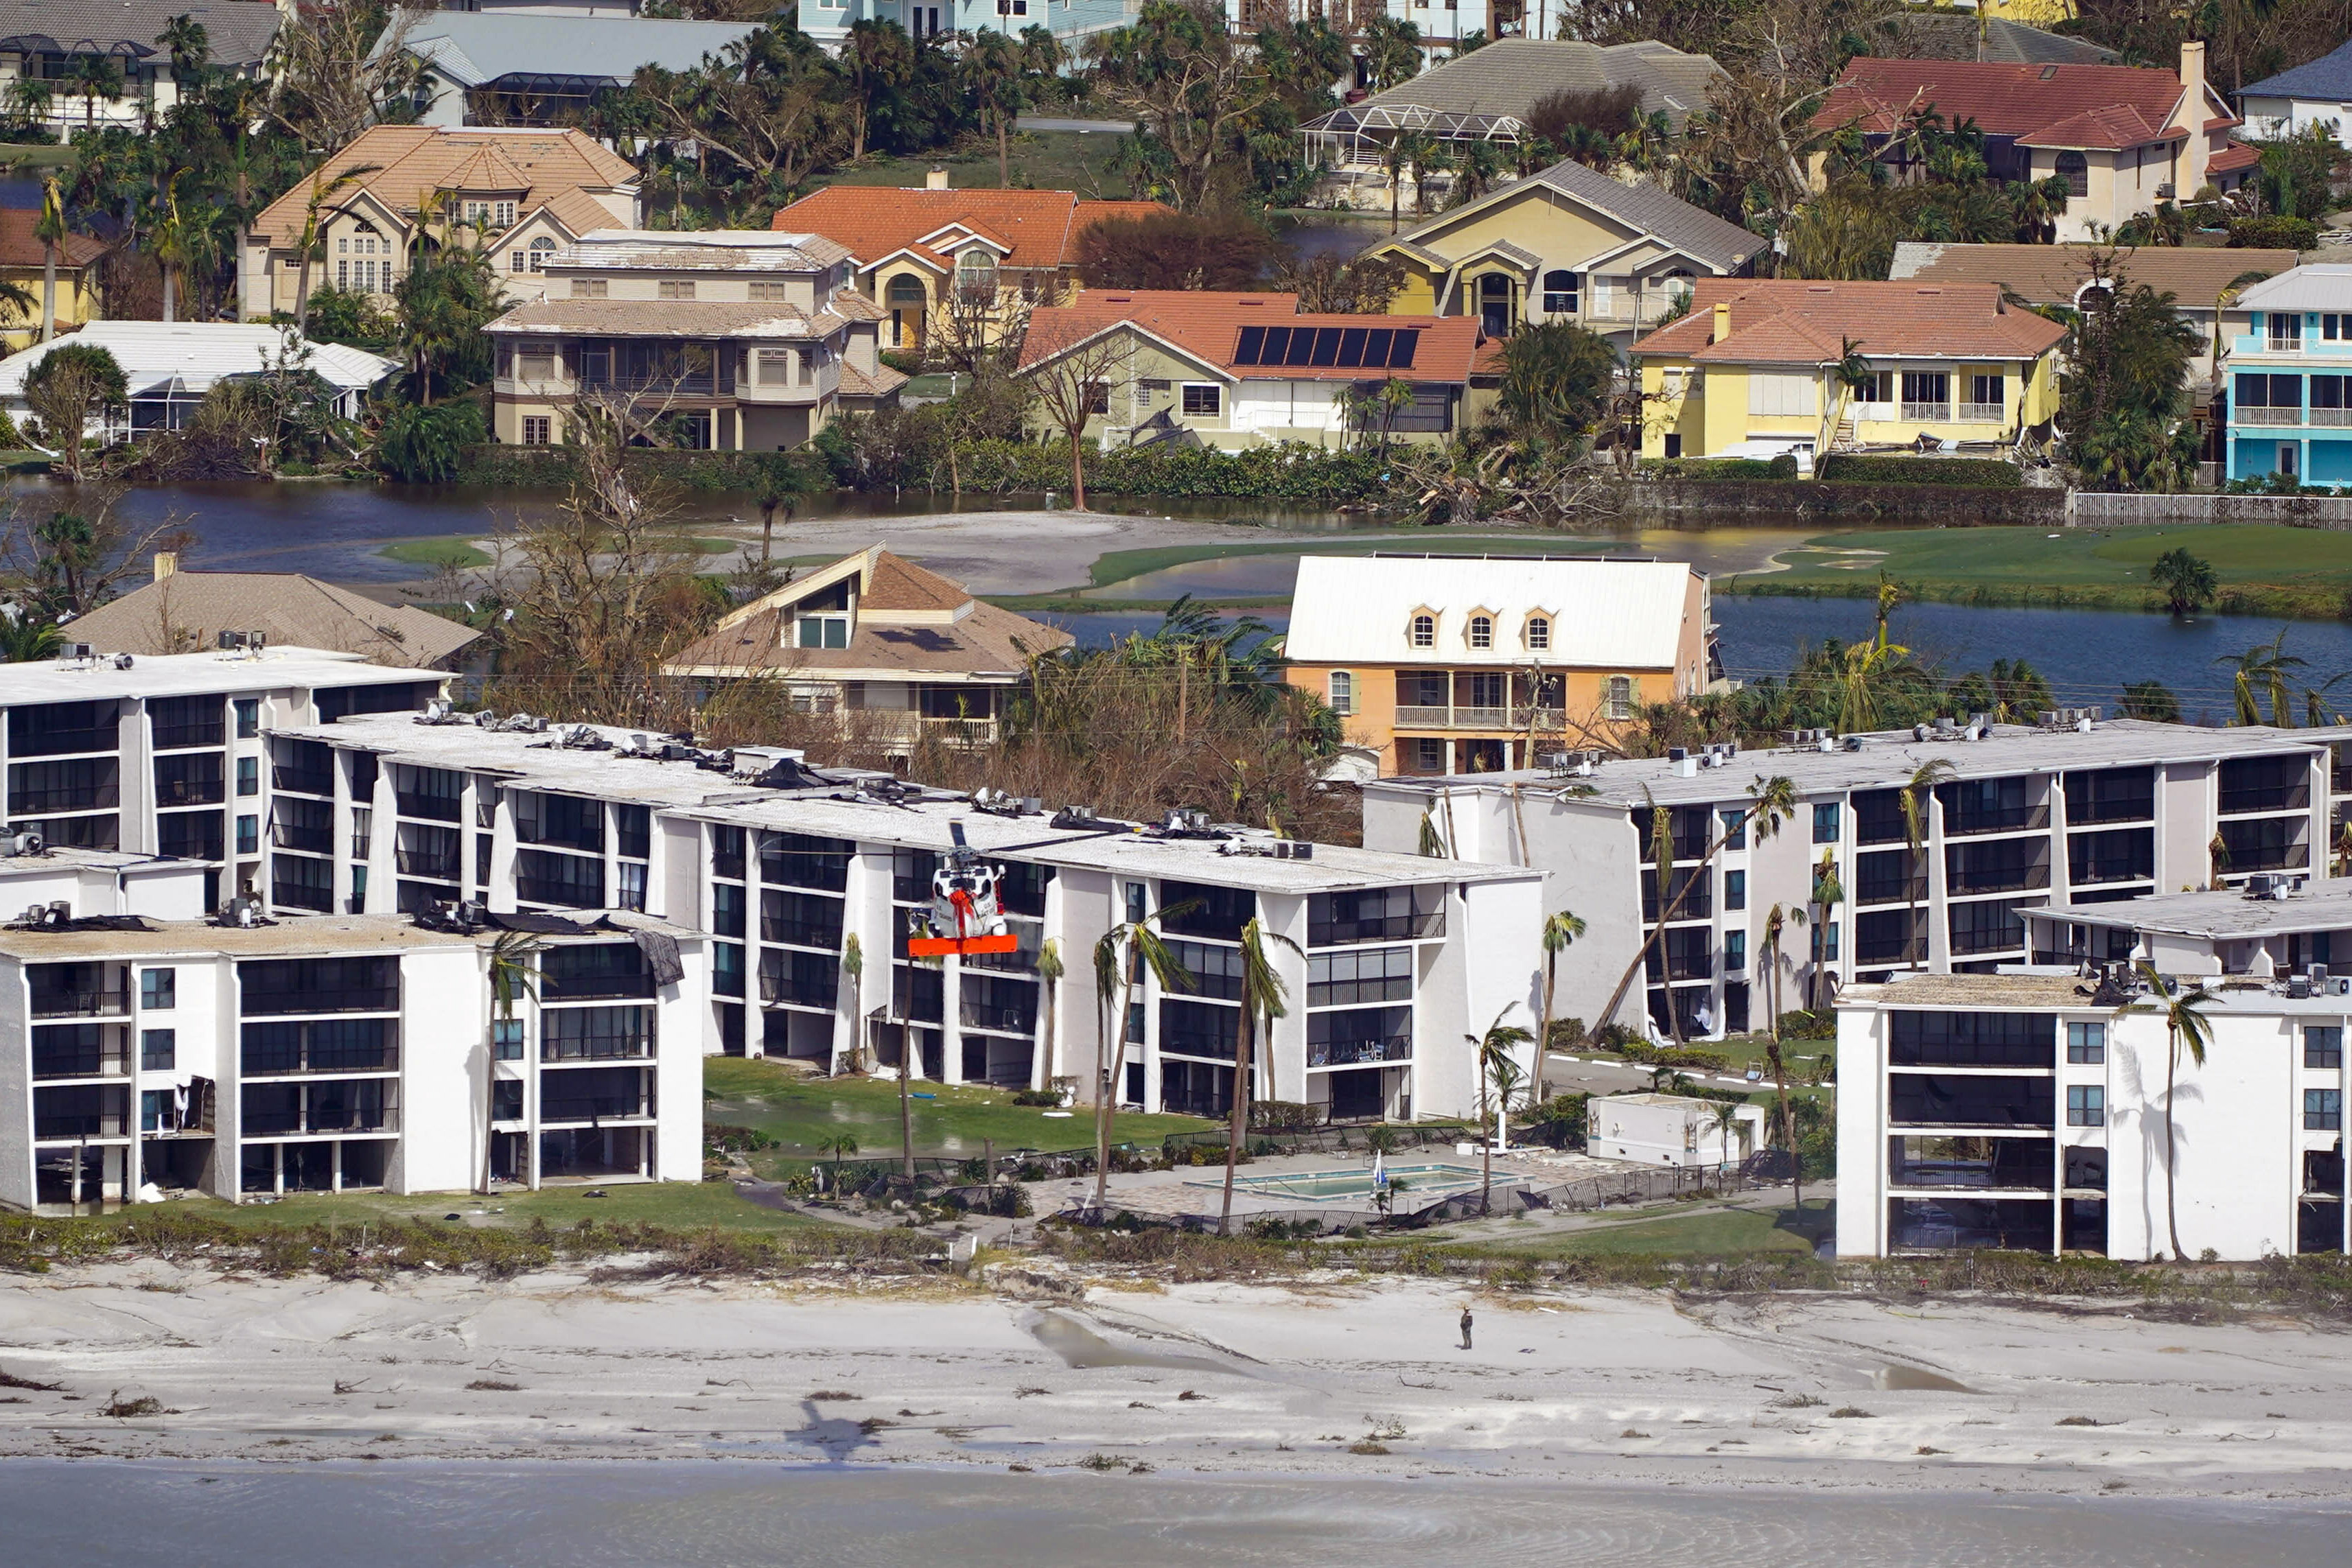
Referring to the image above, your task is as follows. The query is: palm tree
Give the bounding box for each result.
[63,51,122,132]
[2209,269,2277,395]
[839,933,864,1073]
[148,171,194,324]
[1218,917,1299,1234]
[2112,964,2213,1261]
[1594,775,1799,1041]
[1807,850,1845,1011]
[0,609,62,663]
[484,930,544,1193]
[836,20,915,162]
[1035,937,1064,1088]
[1088,899,1198,1208]
[2217,631,2305,727]
[35,174,65,343]
[1710,1099,1742,1174]
[2150,547,2217,618]
[1534,909,1586,1100]
[1898,758,1954,970]
[159,14,211,89]
[958,30,1025,189]
[292,163,381,336]
[1819,336,1876,454]
[1759,901,1807,1206]
[1466,1008,1533,1214]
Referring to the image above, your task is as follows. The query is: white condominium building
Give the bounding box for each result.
[0,906,706,1215]
[259,712,1544,1126]
[1,646,445,913]
[1835,965,2348,1263]
[1362,716,2352,1040]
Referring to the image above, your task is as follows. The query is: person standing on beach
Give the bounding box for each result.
[1459,1306,1474,1350]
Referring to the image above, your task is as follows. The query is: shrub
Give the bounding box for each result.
[703,1124,778,1156]
[376,400,487,482]
[1646,456,1784,480]
[1010,1088,1062,1106]
[1767,452,1800,479]
[1250,1100,1320,1132]
[1814,454,2022,488]
[1546,1016,1587,1050]
[2229,215,2318,251]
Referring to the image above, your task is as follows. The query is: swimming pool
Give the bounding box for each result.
[1180,1162,1490,1203]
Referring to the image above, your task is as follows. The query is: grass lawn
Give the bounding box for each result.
[805,131,1134,200]
[705,1057,1211,1174]
[95,1180,819,1233]
[1467,1198,1832,1260]
[1073,533,1608,598]
[380,535,493,569]
[1732,524,2352,620]
[0,142,75,168]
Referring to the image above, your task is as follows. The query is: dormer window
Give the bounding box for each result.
[795,613,850,650]
[1526,615,1551,651]
[1409,612,1436,648]
[1467,615,1493,650]
[955,250,998,300]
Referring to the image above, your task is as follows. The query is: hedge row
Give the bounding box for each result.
[451,445,819,492]
[1642,456,1796,481]
[946,438,1387,501]
[1815,454,2023,489]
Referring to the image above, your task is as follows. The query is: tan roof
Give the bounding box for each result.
[772,187,1176,272]
[664,548,1071,680]
[1633,277,2066,365]
[1887,242,2300,305]
[837,359,909,401]
[535,186,627,238]
[62,571,480,668]
[1843,972,2102,1009]
[250,126,637,248]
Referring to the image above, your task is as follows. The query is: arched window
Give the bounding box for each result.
[1467,615,1493,650]
[527,236,555,272]
[2055,151,2088,198]
[955,250,997,301]
[1327,671,1355,716]
[1410,613,1436,648]
[1526,616,1551,651]
[1607,675,1635,720]
[886,274,927,349]
[1541,269,1579,314]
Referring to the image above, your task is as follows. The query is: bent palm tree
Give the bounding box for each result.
[1034,937,1064,1088]
[1218,918,1299,1234]
[483,930,544,1193]
[1466,1008,1533,1215]
[1089,900,1198,1208]
[1807,850,1845,1011]
[2217,631,2305,727]
[1594,775,1798,1039]
[1534,909,1586,1100]
[2112,965,2213,1262]
[1760,901,1808,1204]
[1898,758,1954,970]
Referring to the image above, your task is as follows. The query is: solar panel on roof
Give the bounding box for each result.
[1389,329,1419,368]
[1363,328,1393,366]
[1232,323,1425,371]
[1235,325,1265,364]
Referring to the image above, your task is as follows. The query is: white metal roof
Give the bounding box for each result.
[1,648,436,705]
[0,323,396,402]
[555,229,852,272]
[1283,554,1698,670]
[2030,878,2352,939]
[2233,265,2352,315]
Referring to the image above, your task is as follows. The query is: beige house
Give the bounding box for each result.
[1015,291,1487,451]
[770,174,1168,358]
[237,126,641,322]
[664,548,1071,747]
[1811,42,2257,244]
[62,557,479,669]
[480,229,904,449]
[1362,156,1760,348]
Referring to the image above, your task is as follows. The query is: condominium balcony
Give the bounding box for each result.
[272,766,334,797]
[1955,402,2004,423]
[2239,406,2302,425]
[1309,1036,1410,1068]
[1393,705,1559,731]
[30,987,128,1020]
[539,1092,654,1123]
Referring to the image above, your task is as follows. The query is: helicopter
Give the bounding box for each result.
[907,820,1018,957]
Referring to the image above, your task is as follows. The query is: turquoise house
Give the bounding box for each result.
[2226,265,2352,484]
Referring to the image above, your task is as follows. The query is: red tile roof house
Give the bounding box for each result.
[771,174,1171,358]
[1810,40,2258,243]
[1013,290,1487,450]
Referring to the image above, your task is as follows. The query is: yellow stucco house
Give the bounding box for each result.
[1632,279,2065,465]
[0,209,105,351]
[1362,157,1760,349]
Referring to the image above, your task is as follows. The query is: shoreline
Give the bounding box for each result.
[5,1261,2349,1499]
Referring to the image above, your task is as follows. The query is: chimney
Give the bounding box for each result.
[2179,40,2210,199]
[152,550,177,581]
[924,166,951,191]
[1710,301,1732,344]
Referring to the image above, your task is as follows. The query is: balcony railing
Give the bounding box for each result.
[960,1002,1036,1035]
[152,721,224,750]
[30,989,128,1019]
[853,713,1003,747]
[1309,1037,1411,1067]
[539,1092,653,1123]
[395,791,462,823]
[272,767,334,797]
[9,785,117,813]
[395,849,461,880]
[2314,407,2352,426]
[1900,401,1948,421]
[516,876,601,909]
[761,916,844,950]
[761,973,840,1009]
[1856,876,1927,908]
[1944,804,2049,836]
[272,822,334,854]
[242,1047,399,1076]
[13,726,116,758]
[579,370,723,397]
[156,778,224,806]
[35,1109,127,1138]
[32,1046,127,1078]
[539,1035,651,1062]
[2240,406,2302,424]
[243,1108,398,1135]
[243,988,399,1017]
[1393,704,1514,729]
[2220,784,2309,815]
[1955,402,2004,423]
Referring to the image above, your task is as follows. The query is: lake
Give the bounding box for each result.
[3,1461,2347,1567]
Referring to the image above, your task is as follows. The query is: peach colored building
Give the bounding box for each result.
[1283,554,1718,776]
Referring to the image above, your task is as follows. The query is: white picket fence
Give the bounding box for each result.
[2067,491,2352,527]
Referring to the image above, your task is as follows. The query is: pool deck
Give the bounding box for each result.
[1038,1146,1650,1223]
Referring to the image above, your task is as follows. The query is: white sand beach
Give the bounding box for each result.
[3,1262,2347,1497]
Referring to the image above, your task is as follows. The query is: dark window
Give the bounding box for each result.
[1856,847,1925,906]
[8,700,119,758]
[1724,869,1746,911]
[1888,1135,2055,1190]
[1641,866,1711,922]
[493,1079,524,1120]
[713,825,745,880]
[140,968,176,1009]
[1813,802,1841,843]
[271,795,334,854]
[761,888,845,948]
[8,756,119,815]
[713,882,745,939]
[154,751,224,807]
[2307,1027,2344,1069]
[766,832,852,893]
[2219,815,2305,872]
[1948,898,2029,955]
[2066,1021,2106,1064]
[270,852,332,911]
[892,846,940,903]
[1853,788,1908,845]
[2219,755,2309,815]
[1716,808,1747,851]
[1160,997,1239,1058]
[234,699,259,739]
[1307,1006,1411,1066]
[1944,837,2049,895]
[1938,777,2042,835]
[542,1006,654,1061]
[158,810,223,862]
[314,681,432,723]
[1855,906,1922,967]
[1308,885,1442,944]
[542,944,655,1001]
[1167,939,1245,1001]
[1307,946,1413,1006]
[240,1016,395,1074]
[2064,767,2154,824]
[1889,1073,2056,1127]
[513,790,599,849]
[517,849,604,908]
[148,694,224,749]
[141,1029,176,1070]
[761,948,840,1009]
[1633,806,1710,863]
[615,804,650,860]
[2067,1085,2106,1126]
[2068,827,2152,887]
[2308,1088,2344,1131]
[271,738,333,797]
[240,957,397,1015]
[1181,384,1221,417]
[1161,881,1253,941]
[1890,1010,2055,1068]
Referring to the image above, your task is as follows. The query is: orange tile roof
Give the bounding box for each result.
[771,187,1174,272]
[1633,278,2066,364]
[1815,58,2190,150]
[1018,291,1485,384]
[250,126,637,247]
[2209,140,2261,174]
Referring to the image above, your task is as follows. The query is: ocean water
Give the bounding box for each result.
[1,1461,2344,1567]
